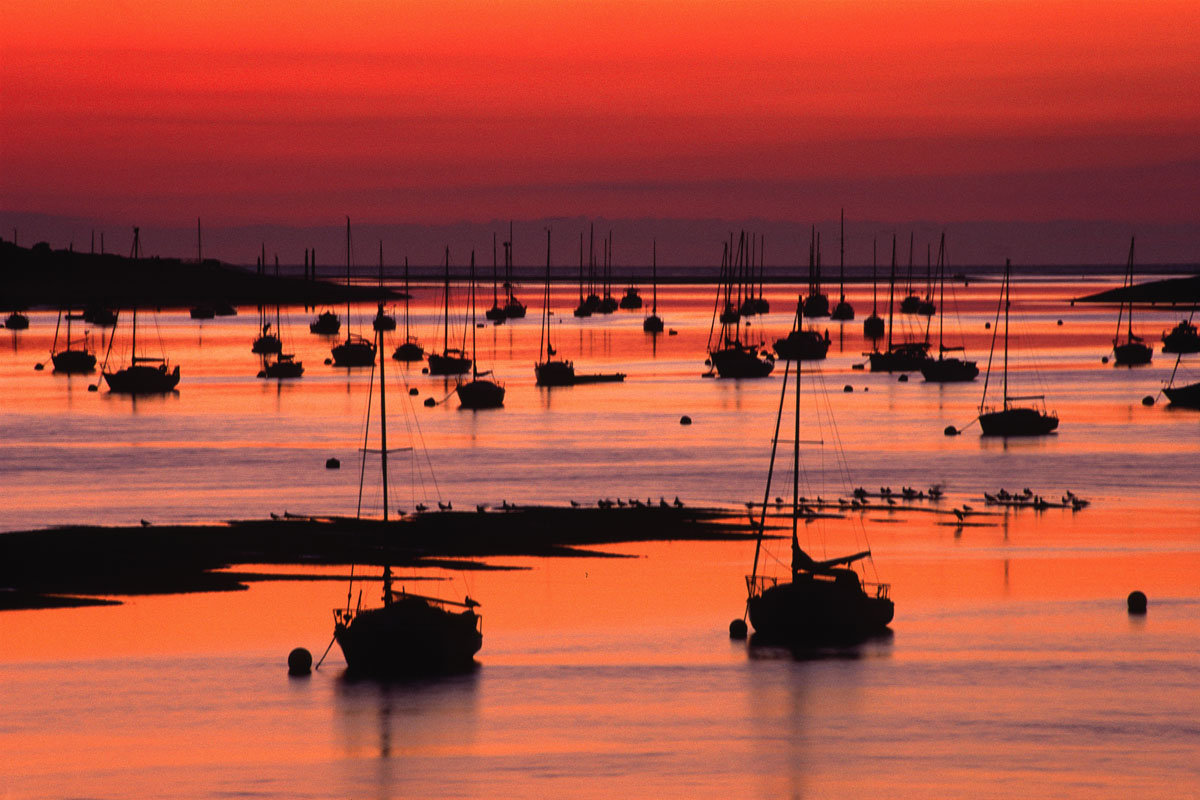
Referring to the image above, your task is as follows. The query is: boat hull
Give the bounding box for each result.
[103,364,180,393]
[710,345,774,378]
[802,294,830,318]
[392,341,425,362]
[748,573,894,643]
[1163,381,1200,409]
[334,597,482,677]
[979,407,1059,436]
[51,349,96,373]
[535,360,576,386]
[309,313,341,335]
[263,358,303,378]
[774,330,829,361]
[869,343,932,372]
[428,351,472,375]
[1113,341,1153,366]
[457,378,505,409]
[830,301,855,320]
[920,357,979,382]
[251,335,282,355]
[862,315,885,339]
[504,301,527,319]
[331,338,377,367]
[642,315,664,333]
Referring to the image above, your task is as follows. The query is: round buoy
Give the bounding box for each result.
[843,384,853,392]
[898,374,909,382]
[863,387,869,392]
[325,457,340,469]
[1142,395,1155,406]
[287,647,313,675]
[87,384,98,392]
[257,370,267,378]
[34,363,44,371]
[1056,319,1063,326]
[1127,590,1147,614]
[668,329,678,336]
[984,322,991,329]
[944,425,958,436]
[729,618,748,639]
[409,387,419,396]
[324,357,332,365]
[704,358,712,367]
[680,415,692,425]
[421,367,429,374]
[1101,356,1109,364]
[423,397,436,407]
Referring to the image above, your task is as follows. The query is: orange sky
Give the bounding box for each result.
[2,1,1198,225]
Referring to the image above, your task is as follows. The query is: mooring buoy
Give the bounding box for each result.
[288,647,313,676]
[729,619,748,640]
[325,457,340,469]
[944,425,958,436]
[1127,590,1147,614]
[680,415,692,425]
[898,374,909,382]
[1142,395,1155,406]
[423,397,436,407]
[843,384,853,392]
[34,363,44,371]
[409,387,419,396]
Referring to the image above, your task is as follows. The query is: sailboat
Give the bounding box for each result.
[977,260,1059,436]
[573,231,593,318]
[920,234,978,382]
[331,218,377,367]
[830,210,855,321]
[642,240,664,333]
[916,242,936,317]
[332,324,483,676]
[1110,237,1152,366]
[862,237,885,340]
[455,252,505,409]
[4,311,30,329]
[775,228,831,360]
[308,247,342,335]
[867,235,932,372]
[707,234,774,378]
[252,247,283,355]
[372,242,397,332]
[260,255,303,379]
[101,229,181,394]
[1162,353,1200,408]
[536,231,625,386]
[427,247,472,376]
[485,233,507,322]
[899,233,922,314]
[50,307,96,373]
[1161,318,1200,354]
[802,227,830,318]
[742,315,894,643]
[392,256,425,362]
[502,222,527,319]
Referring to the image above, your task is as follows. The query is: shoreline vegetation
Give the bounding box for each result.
[0,506,758,611]
[1,238,400,311]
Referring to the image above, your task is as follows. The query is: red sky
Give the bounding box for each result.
[3,1,1198,227]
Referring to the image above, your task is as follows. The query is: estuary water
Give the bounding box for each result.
[1,276,1198,797]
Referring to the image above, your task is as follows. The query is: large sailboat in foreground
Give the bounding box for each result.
[977,260,1058,436]
[332,325,483,676]
[742,314,893,643]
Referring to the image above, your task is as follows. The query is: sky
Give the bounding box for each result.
[2,1,1199,254]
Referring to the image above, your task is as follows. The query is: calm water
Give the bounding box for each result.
[2,277,1199,797]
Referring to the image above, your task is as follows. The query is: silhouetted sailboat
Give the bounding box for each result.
[502,222,527,319]
[261,255,303,379]
[1161,318,1199,354]
[455,252,505,409]
[598,230,618,314]
[485,233,507,322]
[862,237,885,340]
[978,260,1058,436]
[50,307,96,373]
[868,235,932,372]
[252,247,283,355]
[4,311,30,329]
[333,324,482,676]
[899,233,922,314]
[830,210,855,321]
[573,231,593,318]
[920,234,977,382]
[101,229,180,394]
[392,256,425,362]
[308,247,342,335]
[373,242,397,332]
[802,227,830,318]
[331,219,377,367]
[642,240,664,333]
[1162,353,1200,408]
[427,247,472,376]
[708,233,774,378]
[743,317,893,643]
[1111,237,1152,367]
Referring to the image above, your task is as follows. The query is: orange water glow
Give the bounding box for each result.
[3,1,1198,223]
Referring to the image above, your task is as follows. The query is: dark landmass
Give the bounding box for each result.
[1073,274,1200,306]
[0,506,756,611]
[1,238,401,311]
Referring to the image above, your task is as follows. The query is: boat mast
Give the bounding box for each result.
[792,343,801,580]
[442,247,450,354]
[345,217,352,334]
[578,232,584,306]
[403,257,411,341]
[872,237,878,314]
[887,235,896,351]
[652,240,657,314]
[1003,259,1010,409]
[839,208,845,301]
[937,234,945,354]
[493,233,499,308]
[470,251,478,381]
[275,254,281,343]
[542,229,551,361]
